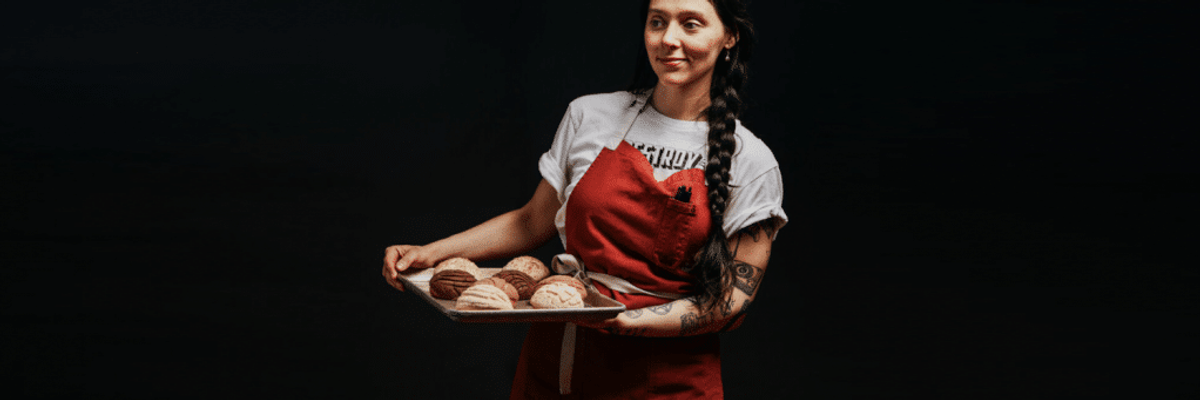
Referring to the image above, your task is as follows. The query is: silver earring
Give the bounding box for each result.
[725,51,731,62]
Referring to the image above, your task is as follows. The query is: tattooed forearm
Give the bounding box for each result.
[680,311,719,336]
[714,297,754,332]
[680,312,699,336]
[624,309,644,319]
[737,297,753,315]
[720,298,735,317]
[648,303,673,315]
[733,261,765,296]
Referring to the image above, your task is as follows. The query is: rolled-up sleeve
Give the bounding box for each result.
[724,166,787,240]
[538,103,580,204]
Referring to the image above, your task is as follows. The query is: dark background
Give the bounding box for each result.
[2,0,1194,398]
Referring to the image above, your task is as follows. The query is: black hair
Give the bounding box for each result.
[628,0,756,313]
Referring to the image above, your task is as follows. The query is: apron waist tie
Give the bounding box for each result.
[550,253,684,395]
[551,254,685,300]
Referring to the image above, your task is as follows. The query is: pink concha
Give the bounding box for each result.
[433,257,482,279]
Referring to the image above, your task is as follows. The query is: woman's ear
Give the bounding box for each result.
[725,32,739,50]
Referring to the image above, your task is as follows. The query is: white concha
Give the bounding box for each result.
[455,284,514,311]
[529,283,585,309]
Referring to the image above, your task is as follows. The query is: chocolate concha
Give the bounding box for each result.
[432,257,481,279]
[495,270,538,300]
[537,275,588,299]
[501,255,550,281]
[456,284,514,311]
[530,283,585,309]
[429,270,477,300]
[473,276,519,303]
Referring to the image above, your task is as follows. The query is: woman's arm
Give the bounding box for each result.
[382,180,562,290]
[576,220,776,336]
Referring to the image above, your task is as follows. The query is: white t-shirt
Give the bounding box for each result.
[539,91,788,247]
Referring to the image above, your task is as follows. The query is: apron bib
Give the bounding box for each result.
[510,96,724,399]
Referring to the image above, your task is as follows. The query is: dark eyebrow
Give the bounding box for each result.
[648,8,707,20]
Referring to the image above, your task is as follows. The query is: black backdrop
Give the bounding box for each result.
[2,1,1194,398]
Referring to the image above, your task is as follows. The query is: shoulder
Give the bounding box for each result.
[566,91,643,122]
[730,121,781,184]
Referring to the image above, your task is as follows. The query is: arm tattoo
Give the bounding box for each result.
[680,312,718,336]
[680,313,700,336]
[679,261,764,335]
[737,297,753,315]
[717,297,755,332]
[648,303,673,315]
[738,219,778,243]
[733,261,765,297]
[716,268,762,332]
[720,298,735,317]
[624,309,644,319]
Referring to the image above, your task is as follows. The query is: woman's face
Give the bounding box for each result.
[644,0,737,90]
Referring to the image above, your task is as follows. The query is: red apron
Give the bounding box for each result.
[510,131,723,399]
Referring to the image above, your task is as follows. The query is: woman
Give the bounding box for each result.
[382,0,786,397]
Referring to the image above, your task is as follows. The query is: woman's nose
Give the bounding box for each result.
[661,23,683,49]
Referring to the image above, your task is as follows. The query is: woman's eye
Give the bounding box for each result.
[648,19,664,29]
[684,20,702,29]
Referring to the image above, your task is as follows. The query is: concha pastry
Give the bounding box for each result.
[432,257,481,279]
[429,270,477,300]
[472,276,519,303]
[501,255,550,281]
[494,270,537,300]
[530,283,585,309]
[537,275,588,299]
[455,284,515,311]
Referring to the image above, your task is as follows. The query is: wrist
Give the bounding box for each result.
[423,240,457,262]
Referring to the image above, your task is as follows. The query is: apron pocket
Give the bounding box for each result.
[653,197,697,271]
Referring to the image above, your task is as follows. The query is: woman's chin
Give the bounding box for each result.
[653,71,713,91]
[656,75,695,88]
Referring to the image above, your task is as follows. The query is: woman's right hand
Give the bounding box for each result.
[382,244,442,292]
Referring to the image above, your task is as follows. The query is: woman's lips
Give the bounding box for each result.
[658,58,686,67]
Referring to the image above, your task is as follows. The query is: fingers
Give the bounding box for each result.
[383,244,442,292]
[383,245,414,292]
[388,245,429,272]
[383,245,415,275]
[383,245,405,270]
[383,268,407,292]
[395,248,415,272]
[381,262,406,292]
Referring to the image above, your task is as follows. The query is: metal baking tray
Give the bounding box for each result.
[398,267,626,323]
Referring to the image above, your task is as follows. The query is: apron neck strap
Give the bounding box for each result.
[608,89,654,150]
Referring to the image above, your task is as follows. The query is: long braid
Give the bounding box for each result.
[627,0,756,313]
[692,43,750,312]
